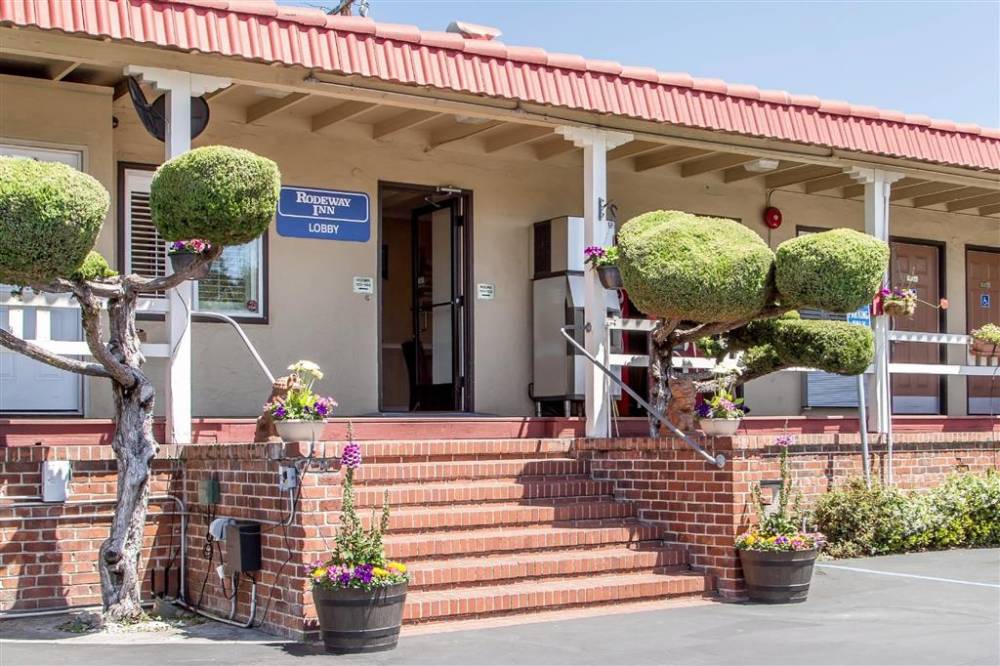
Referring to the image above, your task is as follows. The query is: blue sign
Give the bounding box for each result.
[982,294,991,308]
[846,305,872,327]
[276,186,370,242]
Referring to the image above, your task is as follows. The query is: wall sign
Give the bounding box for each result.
[846,305,871,328]
[276,186,370,242]
[982,294,991,309]
[352,277,374,295]
[476,283,495,300]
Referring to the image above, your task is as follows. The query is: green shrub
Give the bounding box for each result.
[71,250,117,281]
[813,472,1000,558]
[775,229,888,313]
[150,146,280,246]
[0,157,109,285]
[617,210,774,322]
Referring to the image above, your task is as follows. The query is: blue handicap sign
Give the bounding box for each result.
[276,186,370,242]
[982,294,991,308]
[846,305,871,327]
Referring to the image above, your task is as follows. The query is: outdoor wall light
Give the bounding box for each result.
[744,158,781,173]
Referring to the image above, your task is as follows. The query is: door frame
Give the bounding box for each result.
[376,181,475,413]
[890,236,947,414]
[964,243,1000,415]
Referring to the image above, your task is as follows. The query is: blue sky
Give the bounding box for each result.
[281,0,1000,127]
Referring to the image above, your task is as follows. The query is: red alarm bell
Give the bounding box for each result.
[763,206,782,229]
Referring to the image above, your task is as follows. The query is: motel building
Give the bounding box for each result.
[0,0,998,635]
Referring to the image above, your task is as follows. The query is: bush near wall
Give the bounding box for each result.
[812,471,1000,559]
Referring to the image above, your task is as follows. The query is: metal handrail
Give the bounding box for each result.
[560,325,725,468]
[193,311,274,384]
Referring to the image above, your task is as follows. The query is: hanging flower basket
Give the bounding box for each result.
[877,287,916,317]
[970,325,1000,360]
[168,239,212,279]
[596,265,623,290]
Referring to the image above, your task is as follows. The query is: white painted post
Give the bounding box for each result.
[848,167,904,472]
[557,127,632,438]
[124,67,230,444]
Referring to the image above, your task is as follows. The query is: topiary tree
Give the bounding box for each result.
[0,146,280,621]
[616,210,888,434]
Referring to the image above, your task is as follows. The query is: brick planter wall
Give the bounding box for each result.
[575,432,999,598]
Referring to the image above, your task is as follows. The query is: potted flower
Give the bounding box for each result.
[879,286,917,317]
[309,437,409,654]
[265,360,336,442]
[970,323,1000,360]
[736,434,822,603]
[584,245,622,290]
[167,239,212,277]
[695,388,745,436]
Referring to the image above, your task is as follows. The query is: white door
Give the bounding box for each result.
[0,143,85,413]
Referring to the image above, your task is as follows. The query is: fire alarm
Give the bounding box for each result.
[763,206,782,229]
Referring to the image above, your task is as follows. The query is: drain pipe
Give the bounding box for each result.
[173,577,257,628]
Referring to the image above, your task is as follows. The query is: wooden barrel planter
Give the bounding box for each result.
[738,548,817,603]
[312,582,408,654]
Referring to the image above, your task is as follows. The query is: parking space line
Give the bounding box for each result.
[817,563,1000,588]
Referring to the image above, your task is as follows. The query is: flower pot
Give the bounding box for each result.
[970,339,1000,359]
[739,548,818,603]
[168,252,211,279]
[596,265,623,290]
[312,582,408,654]
[699,418,742,437]
[274,419,325,443]
[882,299,915,317]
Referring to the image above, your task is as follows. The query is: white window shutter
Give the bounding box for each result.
[123,169,166,298]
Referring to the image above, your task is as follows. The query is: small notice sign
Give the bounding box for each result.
[276,186,370,242]
[981,294,991,309]
[846,305,871,327]
[353,277,374,295]
[476,283,495,300]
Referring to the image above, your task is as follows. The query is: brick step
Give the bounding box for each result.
[385,521,661,560]
[354,476,614,508]
[342,438,576,463]
[408,546,687,589]
[353,458,587,485]
[402,571,707,623]
[374,499,636,533]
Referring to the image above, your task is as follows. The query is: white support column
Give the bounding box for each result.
[557,126,632,438]
[125,67,230,445]
[848,167,905,437]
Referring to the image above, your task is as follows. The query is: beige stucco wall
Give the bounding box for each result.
[2,75,998,420]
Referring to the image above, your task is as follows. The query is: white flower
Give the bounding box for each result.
[288,360,324,381]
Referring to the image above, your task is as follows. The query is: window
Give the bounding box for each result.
[121,166,267,321]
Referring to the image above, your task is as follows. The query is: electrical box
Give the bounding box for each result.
[278,465,298,492]
[41,461,71,502]
[223,521,262,575]
[198,478,221,505]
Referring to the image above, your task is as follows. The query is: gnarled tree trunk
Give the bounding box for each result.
[647,320,675,437]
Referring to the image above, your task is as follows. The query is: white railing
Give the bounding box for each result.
[0,292,170,358]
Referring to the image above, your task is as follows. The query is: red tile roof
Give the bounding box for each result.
[3,0,999,171]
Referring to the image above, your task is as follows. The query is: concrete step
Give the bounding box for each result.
[385,521,662,560]
[353,476,614,508]
[407,546,687,589]
[402,571,707,623]
[353,458,587,485]
[341,438,576,463]
[379,498,637,533]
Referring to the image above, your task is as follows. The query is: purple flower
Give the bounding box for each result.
[775,535,790,545]
[272,405,287,420]
[695,403,712,418]
[341,442,362,469]
[353,564,374,584]
[584,245,605,259]
[775,434,796,448]
[719,399,736,411]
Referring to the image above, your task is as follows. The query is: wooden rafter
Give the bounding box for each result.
[47,60,79,81]
[372,109,440,140]
[204,83,242,101]
[680,153,755,178]
[244,92,309,124]
[888,181,957,201]
[483,125,551,153]
[310,101,376,132]
[764,165,840,189]
[533,136,577,161]
[945,192,1000,212]
[427,119,504,149]
[841,176,923,199]
[722,160,801,183]
[979,203,1000,216]
[912,187,991,208]
[804,173,857,194]
[607,140,662,162]
[633,146,708,173]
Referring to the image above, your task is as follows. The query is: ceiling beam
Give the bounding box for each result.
[244,92,309,124]
[803,173,857,194]
[47,60,80,81]
[979,203,1000,216]
[764,165,840,189]
[483,125,552,153]
[840,176,921,199]
[634,146,708,172]
[722,160,801,183]
[912,187,991,208]
[888,181,957,201]
[533,137,577,161]
[607,140,662,162]
[946,192,1000,212]
[427,119,504,149]
[204,83,243,102]
[372,109,441,140]
[310,100,376,132]
[680,153,755,178]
